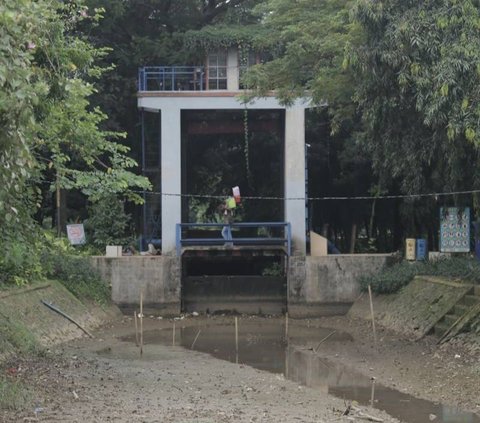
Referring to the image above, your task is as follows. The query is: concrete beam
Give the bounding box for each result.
[138,95,309,111]
[227,48,239,91]
[285,107,306,255]
[161,108,181,255]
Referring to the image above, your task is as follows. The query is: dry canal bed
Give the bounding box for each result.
[2,316,479,423]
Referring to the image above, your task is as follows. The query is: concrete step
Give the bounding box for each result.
[434,322,450,338]
[463,294,480,306]
[443,314,460,326]
[454,304,470,315]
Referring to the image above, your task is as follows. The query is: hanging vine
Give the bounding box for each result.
[243,107,253,187]
[239,43,253,188]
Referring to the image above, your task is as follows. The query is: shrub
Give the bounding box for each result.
[0,236,43,286]
[361,256,480,294]
[45,253,110,305]
[0,230,110,304]
[84,195,134,251]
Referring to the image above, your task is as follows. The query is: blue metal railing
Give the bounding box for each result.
[175,222,292,257]
[138,66,205,91]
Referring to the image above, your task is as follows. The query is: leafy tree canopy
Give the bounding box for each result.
[349,0,480,195]
[237,0,362,132]
[0,0,150,236]
[183,24,273,56]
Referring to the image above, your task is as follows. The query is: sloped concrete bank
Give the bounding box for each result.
[349,276,480,344]
[0,280,121,361]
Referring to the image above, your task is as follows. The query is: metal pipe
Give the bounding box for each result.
[41,300,93,338]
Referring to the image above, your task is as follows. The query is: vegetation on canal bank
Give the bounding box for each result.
[361,257,480,295]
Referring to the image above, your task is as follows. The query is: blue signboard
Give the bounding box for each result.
[416,239,427,260]
[440,207,470,253]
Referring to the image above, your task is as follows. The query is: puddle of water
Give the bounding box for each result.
[117,320,480,423]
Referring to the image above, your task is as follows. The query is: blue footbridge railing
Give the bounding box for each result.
[175,222,292,257]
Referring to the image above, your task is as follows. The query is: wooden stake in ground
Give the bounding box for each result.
[284,338,289,379]
[134,310,139,347]
[172,321,176,346]
[368,285,377,348]
[191,329,201,349]
[140,291,144,356]
[235,316,239,364]
[235,316,239,353]
[285,312,289,339]
[370,379,376,407]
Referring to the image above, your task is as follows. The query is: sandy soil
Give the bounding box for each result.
[311,314,480,414]
[1,316,397,423]
[2,312,479,423]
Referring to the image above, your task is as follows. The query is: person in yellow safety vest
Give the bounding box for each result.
[220,197,236,246]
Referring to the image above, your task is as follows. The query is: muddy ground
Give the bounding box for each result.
[1,313,479,423]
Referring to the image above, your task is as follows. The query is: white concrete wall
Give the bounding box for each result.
[285,108,306,255]
[161,108,181,254]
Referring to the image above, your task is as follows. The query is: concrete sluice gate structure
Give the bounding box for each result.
[91,48,395,317]
[91,254,394,317]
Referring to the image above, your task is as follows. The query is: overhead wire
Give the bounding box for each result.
[134,189,480,201]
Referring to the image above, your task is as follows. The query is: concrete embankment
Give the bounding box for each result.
[91,254,395,317]
[349,276,480,342]
[0,280,120,361]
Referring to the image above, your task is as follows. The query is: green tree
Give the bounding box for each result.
[0,0,150,283]
[0,0,46,233]
[239,0,361,130]
[350,0,480,195]
[345,0,480,244]
[31,2,150,207]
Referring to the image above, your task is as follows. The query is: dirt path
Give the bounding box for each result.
[1,317,397,423]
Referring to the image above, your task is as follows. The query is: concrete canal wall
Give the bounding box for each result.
[90,256,181,315]
[287,254,396,317]
[91,254,394,317]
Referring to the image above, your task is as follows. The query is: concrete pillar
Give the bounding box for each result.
[161,108,182,255]
[227,47,239,91]
[285,107,306,255]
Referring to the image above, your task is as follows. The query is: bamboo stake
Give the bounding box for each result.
[284,338,289,379]
[172,321,176,346]
[191,329,201,349]
[140,291,144,356]
[368,285,377,348]
[235,316,239,354]
[134,310,139,347]
[370,379,376,407]
[285,312,289,339]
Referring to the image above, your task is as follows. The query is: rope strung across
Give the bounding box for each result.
[134,189,480,201]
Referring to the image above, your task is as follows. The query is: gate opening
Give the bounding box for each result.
[181,252,287,315]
